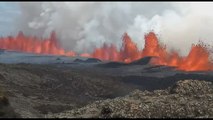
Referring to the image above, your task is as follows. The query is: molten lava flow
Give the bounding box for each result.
[91,43,121,62]
[120,33,141,63]
[1,30,212,71]
[0,31,76,56]
[142,32,213,71]
[90,32,213,71]
[89,33,142,63]
[178,44,213,71]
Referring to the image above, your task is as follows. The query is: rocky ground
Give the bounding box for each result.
[0,60,213,118]
[46,79,213,118]
[0,88,19,118]
[0,63,138,118]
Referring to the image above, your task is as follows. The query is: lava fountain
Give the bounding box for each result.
[89,32,213,71]
[0,31,212,71]
[0,31,76,56]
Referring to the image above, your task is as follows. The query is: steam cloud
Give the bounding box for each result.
[14,2,213,55]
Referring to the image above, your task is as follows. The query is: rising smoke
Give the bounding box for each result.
[14,2,213,55]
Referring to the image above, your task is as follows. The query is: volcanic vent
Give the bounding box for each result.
[0,31,76,56]
[0,31,213,71]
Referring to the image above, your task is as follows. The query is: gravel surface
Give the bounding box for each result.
[46,79,213,118]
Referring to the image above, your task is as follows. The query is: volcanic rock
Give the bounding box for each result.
[46,79,213,118]
[0,63,137,118]
[128,56,153,65]
[0,88,20,118]
[97,56,153,68]
[97,62,126,68]
[85,58,102,63]
[73,59,85,63]
[169,79,213,95]
[73,58,101,63]
[0,49,5,55]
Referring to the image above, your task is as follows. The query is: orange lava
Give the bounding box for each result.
[0,31,76,56]
[90,32,213,71]
[0,31,212,71]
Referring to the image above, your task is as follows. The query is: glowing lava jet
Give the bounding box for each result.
[0,30,212,71]
[90,32,213,71]
[0,31,76,56]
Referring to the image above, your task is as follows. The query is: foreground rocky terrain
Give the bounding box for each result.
[0,88,19,118]
[46,80,213,118]
[0,54,213,118]
[0,63,138,118]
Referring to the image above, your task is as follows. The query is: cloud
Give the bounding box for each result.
[13,2,174,53]
[160,2,213,55]
[4,2,213,56]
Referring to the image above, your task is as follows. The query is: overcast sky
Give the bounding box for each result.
[1,2,213,55]
[0,2,20,35]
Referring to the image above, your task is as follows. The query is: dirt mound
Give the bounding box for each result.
[47,79,213,118]
[169,79,213,95]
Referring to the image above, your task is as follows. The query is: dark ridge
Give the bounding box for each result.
[73,59,85,63]
[85,58,102,63]
[128,56,154,65]
[97,56,154,68]
[97,62,127,68]
[56,57,61,61]
[73,58,102,63]
[120,73,213,91]
[0,49,5,54]
[144,65,168,69]
[143,65,177,72]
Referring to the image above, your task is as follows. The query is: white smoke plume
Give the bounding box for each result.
[14,2,213,55]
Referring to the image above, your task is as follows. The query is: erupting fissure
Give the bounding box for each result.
[87,32,213,71]
[0,31,212,71]
[0,31,76,56]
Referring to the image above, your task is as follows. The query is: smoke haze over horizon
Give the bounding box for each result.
[1,2,213,55]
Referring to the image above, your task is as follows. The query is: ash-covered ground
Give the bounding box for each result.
[0,49,212,118]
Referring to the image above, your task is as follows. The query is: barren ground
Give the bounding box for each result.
[0,55,212,118]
